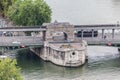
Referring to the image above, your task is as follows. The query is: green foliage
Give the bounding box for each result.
[0,58,23,80]
[7,0,52,26]
[0,0,16,16]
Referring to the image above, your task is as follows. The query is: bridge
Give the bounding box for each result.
[0,26,46,47]
[2,18,120,67]
[0,21,120,67]
[74,24,118,30]
[74,24,120,45]
[0,22,120,46]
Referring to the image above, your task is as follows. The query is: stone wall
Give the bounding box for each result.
[30,41,87,67]
[44,22,74,41]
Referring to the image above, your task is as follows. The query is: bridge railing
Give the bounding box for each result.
[75,36,120,45]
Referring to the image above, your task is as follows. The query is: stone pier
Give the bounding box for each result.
[30,21,87,67]
[30,41,87,67]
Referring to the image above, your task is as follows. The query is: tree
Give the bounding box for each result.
[7,0,52,26]
[0,0,16,17]
[0,58,23,80]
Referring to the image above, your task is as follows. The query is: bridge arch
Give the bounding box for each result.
[64,32,68,40]
[52,31,68,41]
[45,22,74,41]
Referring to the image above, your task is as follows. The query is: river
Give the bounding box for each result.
[15,46,120,80]
[45,0,120,25]
[15,0,120,80]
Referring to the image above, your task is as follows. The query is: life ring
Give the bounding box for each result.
[107,42,111,46]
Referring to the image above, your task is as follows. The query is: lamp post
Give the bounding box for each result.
[0,20,1,28]
[68,38,70,47]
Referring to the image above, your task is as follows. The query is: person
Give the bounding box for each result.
[107,42,111,46]
[104,35,106,39]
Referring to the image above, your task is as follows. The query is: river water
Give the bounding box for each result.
[45,0,120,25]
[15,46,120,80]
[15,0,120,80]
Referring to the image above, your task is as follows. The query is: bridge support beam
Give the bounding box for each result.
[81,30,83,40]
[43,31,46,41]
[112,29,115,39]
[102,29,105,39]
[92,29,94,38]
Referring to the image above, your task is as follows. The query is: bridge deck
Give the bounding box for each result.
[74,24,120,30]
[75,33,120,45]
[0,22,120,46]
[0,28,46,32]
[0,36,44,46]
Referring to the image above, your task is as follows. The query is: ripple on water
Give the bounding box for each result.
[17,46,120,80]
[87,46,119,63]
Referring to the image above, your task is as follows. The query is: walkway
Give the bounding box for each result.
[0,36,43,46]
[75,33,120,45]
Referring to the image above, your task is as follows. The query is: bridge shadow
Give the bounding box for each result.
[0,46,42,58]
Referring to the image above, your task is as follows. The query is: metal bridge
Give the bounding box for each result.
[0,23,120,46]
[74,24,118,30]
[0,26,46,31]
[74,24,120,45]
[0,26,46,47]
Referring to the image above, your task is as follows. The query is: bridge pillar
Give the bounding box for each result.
[81,30,83,40]
[112,29,115,39]
[42,31,46,41]
[92,29,94,38]
[102,29,105,39]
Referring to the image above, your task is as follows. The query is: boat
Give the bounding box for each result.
[0,55,7,59]
[0,51,8,59]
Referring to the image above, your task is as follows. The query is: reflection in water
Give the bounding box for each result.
[16,46,120,80]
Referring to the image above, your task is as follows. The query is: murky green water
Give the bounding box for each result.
[15,46,120,80]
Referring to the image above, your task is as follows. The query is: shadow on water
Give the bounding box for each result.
[16,46,120,80]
